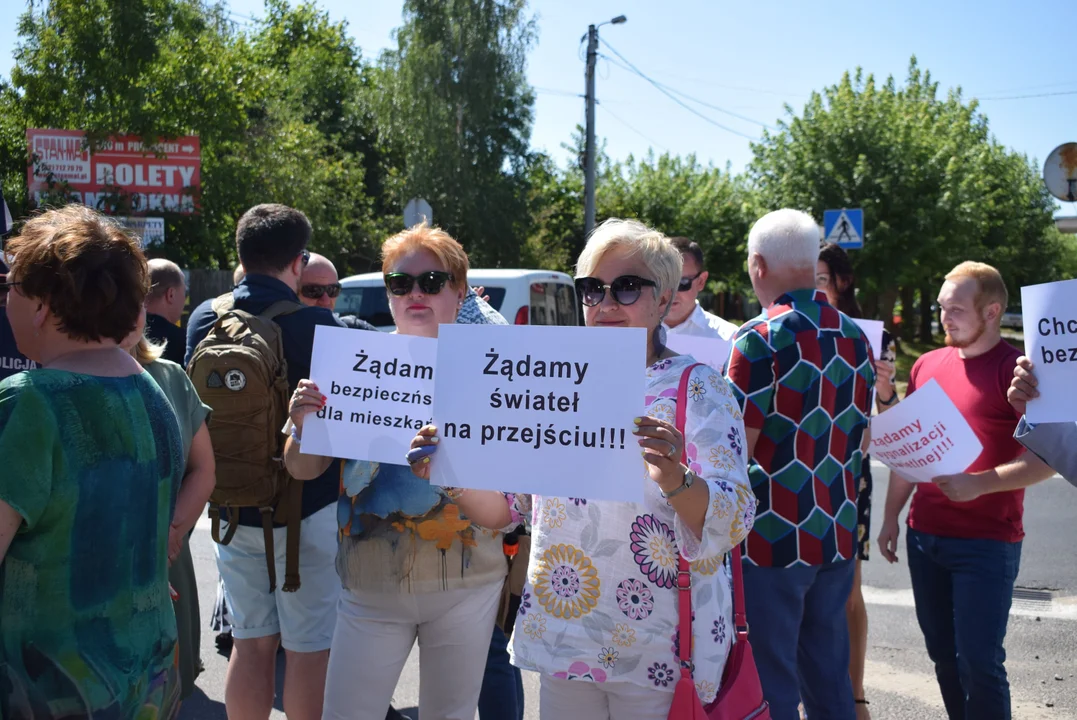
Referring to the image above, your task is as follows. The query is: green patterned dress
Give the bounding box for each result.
[0,369,184,719]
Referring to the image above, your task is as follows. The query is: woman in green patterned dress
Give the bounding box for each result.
[0,205,185,719]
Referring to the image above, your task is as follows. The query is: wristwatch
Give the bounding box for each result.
[661,465,695,499]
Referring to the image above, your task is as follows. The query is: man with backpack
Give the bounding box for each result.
[185,204,342,720]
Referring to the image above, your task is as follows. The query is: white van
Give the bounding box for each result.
[337,269,579,330]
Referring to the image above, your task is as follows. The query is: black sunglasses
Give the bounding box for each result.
[0,280,20,295]
[301,283,341,300]
[575,275,657,307]
[384,271,453,296]
[677,271,703,292]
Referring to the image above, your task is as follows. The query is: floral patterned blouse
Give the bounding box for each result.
[508,355,756,703]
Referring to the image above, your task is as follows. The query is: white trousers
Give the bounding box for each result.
[322,582,502,720]
[539,675,674,720]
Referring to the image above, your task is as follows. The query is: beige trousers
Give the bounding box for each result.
[539,675,675,720]
[321,581,502,720]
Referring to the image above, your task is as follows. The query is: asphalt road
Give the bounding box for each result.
[178,461,1077,720]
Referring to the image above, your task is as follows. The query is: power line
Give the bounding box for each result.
[597,103,668,152]
[597,39,760,141]
[533,86,581,98]
[975,89,1077,101]
[600,53,774,130]
[976,80,1077,96]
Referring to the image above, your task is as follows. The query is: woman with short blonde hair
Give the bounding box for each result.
[412,217,757,719]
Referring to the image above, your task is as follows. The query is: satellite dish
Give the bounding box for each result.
[1043,143,1077,202]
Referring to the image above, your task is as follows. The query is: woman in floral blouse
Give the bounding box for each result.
[411,219,756,719]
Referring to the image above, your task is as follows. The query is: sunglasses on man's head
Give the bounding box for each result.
[300,283,341,300]
[575,275,657,307]
[677,271,703,292]
[384,271,453,296]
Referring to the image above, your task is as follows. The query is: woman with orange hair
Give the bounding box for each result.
[283,224,520,720]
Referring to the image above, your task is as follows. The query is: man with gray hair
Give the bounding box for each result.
[145,258,188,365]
[725,209,875,720]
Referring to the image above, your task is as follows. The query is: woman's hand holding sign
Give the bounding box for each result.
[282,379,333,482]
[290,379,327,432]
[407,425,514,529]
[633,415,709,539]
[407,425,440,481]
[632,416,685,489]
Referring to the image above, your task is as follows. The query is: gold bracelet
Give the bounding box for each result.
[443,486,467,500]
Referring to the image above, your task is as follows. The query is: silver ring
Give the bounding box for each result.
[666,442,677,459]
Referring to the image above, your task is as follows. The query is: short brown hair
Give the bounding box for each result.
[669,236,704,269]
[7,205,149,343]
[236,204,311,275]
[945,261,1008,313]
[380,223,469,290]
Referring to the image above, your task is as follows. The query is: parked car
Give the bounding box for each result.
[338,269,579,330]
[1001,306,1023,330]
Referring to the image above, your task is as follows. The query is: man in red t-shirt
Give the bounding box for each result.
[877,262,1054,720]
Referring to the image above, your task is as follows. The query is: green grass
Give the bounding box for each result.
[894,337,942,397]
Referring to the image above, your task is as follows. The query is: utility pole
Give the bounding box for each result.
[582,15,625,239]
[584,24,598,238]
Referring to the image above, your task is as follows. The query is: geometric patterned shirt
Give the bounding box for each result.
[725,289,874,567]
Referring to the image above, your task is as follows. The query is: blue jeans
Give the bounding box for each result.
[478,624,524,720]
[907,529,1021,720]
[742,558,856,720]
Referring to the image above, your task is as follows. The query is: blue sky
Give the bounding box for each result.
[3,0,1076,215]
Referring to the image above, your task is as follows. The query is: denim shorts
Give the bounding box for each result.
[215,503,340,652]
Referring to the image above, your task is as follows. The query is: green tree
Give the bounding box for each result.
[2,0,381,272]
[376,0,536,266]
[600,151,758,296]
[749,58,1061,337]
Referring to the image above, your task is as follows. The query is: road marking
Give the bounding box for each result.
[863,585,1077,622]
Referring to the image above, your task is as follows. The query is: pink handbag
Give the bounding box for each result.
[668,364,770,720]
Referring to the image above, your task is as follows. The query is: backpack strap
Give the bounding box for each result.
[208,503,239,546]
[261,299,305,322]
[260,507,277,593]
[211,292,235,316]
[282,479,303,592]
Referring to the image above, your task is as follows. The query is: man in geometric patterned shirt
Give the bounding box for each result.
[725,209,875,720]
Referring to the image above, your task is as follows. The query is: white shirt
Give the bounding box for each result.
[508,356,756,703]
[664,302,739,341]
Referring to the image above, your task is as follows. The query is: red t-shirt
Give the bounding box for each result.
[905,340,1025,542]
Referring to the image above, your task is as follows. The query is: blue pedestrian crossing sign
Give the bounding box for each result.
[823,208,863,249]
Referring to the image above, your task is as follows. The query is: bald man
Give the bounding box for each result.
[299,253,377,330]
[145,258,188,365]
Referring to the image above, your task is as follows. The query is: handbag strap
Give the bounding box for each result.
[673,362,750,681]
[674,363,702,678]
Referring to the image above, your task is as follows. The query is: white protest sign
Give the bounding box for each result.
[1021,278,1077,423]
[301,326,436,464]
[868,378,983,483]
[853,318,885,361]
[431,324,648,503]
[665,333,733,373]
